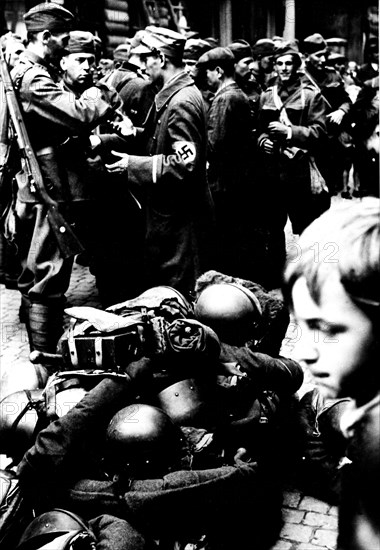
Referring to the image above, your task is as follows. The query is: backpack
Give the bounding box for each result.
[0,468,35,549]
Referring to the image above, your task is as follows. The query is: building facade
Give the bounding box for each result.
[1,0,378,62]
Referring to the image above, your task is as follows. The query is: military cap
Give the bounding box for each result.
[130,43,152,56]
[113,43,131,61]
[203,37,219,48]
[24,2,74,33]
[67,31,95,54]
[142,26,186,60]
[327,52,348,65]
[197,46,235,68]
[273,40,302,68]
[326,37,347,47]
[227,39,253,62]
[252,38,275,58]
[302,33,327,55]
[273,40,300,59]
[183,38,212,61]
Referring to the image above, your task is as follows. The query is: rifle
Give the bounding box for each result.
[0,48,84,259]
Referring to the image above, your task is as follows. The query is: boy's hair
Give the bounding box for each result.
[283,198,380,320]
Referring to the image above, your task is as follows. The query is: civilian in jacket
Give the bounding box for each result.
[106,27,215,299]
[196,46,255,281]
[283,197,380,550]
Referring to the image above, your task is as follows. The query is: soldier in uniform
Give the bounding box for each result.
[105,26,215,300]
[256,41,329,289]
[10,3,122,353]
[301,33,353,195]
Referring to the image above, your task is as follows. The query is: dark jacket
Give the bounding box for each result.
[338,394,380,550]
[206,81,252,196]
[127,70,215,297]
[302,65,352,118]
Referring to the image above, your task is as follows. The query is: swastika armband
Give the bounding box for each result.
[173,141,197,164]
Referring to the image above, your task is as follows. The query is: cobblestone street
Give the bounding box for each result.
[0,259,339,550]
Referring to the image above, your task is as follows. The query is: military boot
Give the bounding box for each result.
[26,300,64,354]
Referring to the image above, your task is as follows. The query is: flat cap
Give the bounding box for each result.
[24,2,74,33]
[227,39,253,62]
[184,38,212,61]
[252,38,275,58]
[197,46,235,68]
[67,31,95,54]
[303,33,327,55]
[142,26,186,59]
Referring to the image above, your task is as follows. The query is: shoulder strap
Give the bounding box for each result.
[272,84,307,126]
[303,70,332,110]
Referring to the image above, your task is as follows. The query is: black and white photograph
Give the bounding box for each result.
[0,1,379,549]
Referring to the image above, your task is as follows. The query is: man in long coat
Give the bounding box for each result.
[106,27,215,299]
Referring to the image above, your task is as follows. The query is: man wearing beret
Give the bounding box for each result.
[10,3,122,354]
[302,33,353,195]
[105,26,215,300]
[255,41,329,289]
[196,46,254,281]
[252,38,276,90]
[227,39,262,125]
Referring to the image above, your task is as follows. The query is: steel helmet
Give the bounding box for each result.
[194,283,262,345]
[0,389,44,460]
[105,403,184,479]
[17,508,96,550]
[156,377,218,427]
[0,384,87,460]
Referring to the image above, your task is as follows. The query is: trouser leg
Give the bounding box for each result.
[16,202,73,352]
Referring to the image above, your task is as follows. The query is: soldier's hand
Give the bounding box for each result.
[111,112,136,137]
[327,108,345,125]
[261,138,275,155]
[105,150,130,174]
[268,121,289,138]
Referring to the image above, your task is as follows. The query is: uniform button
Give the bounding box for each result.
[157,119,161,124]
[153,136,157,140]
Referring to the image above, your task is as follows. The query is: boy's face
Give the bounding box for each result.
[291,274,375,401]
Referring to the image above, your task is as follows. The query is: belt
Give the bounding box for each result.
[36,146,54,157]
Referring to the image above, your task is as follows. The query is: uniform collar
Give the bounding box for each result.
[21,49,61,79]
[22,49,50,69]
[213,80,239,99]
[155,70,194,111]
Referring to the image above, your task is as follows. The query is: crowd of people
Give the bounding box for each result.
[0,3,379,550]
